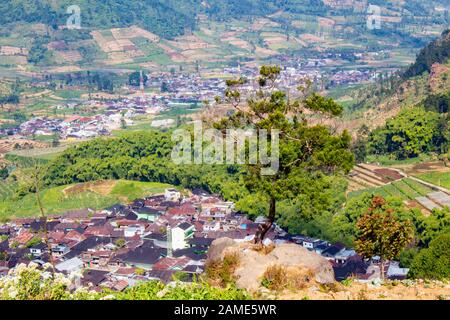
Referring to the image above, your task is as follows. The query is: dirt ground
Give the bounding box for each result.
[63,180,118,197]
[391,161,450,176]
[279,280,450,300]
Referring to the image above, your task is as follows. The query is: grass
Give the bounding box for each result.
[415,172,450,189]
[0,180,174,220]
[5,146,69,164]
[348,178,434,201]
[155,103,201,120]
[205,252,240,287]
[403,178,434,195]
[391,180,421,199]
[110,180,173,200]
[366,154,432,166]
[53,89,86,100]
[0,180,17,201]
[261,265,288,291]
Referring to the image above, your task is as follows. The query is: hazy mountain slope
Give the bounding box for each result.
[404,29,450,78]
[0,0,200,39]
[0,0,448,39]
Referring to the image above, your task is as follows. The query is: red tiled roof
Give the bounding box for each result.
[115,267,136,275]
[152,257,190,271]
[49,231,66,242]
[167,203,197,216]
[12,231,34,245]
[113,280,129,291]
[64,230,86,242]
[84,223,113,237]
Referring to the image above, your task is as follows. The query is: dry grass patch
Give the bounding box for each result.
[261,265,315,292]
[63,180,118,197]
[205,252,240,287]
[250,243,276,255]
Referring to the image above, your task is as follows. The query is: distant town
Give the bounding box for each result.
[0,54,393,141]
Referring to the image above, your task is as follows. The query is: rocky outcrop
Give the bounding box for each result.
[207,238,335,292]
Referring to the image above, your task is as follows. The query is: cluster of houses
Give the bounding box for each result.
[0,188,409,292]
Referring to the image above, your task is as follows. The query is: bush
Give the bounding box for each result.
[408,234,450,280]
[205,252,240,287]
[261,265,288,291]
[261,265,315,292]
[0,263,251,300]
[0,263,99,300]
[115,280,250,300]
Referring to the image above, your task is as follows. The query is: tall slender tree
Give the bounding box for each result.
[215,66,354,243]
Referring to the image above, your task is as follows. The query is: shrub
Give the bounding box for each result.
[116,281,250,300]
[408,234,450,280]
[0,263,251,300]
[205,252,240,287]
[261,265,288,291]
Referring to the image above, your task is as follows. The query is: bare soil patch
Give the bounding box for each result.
[63,180,118,197]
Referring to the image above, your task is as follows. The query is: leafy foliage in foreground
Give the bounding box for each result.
[115,281,250,300]
[0,263,250,300]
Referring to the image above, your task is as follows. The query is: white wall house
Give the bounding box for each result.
[165,188,181,202]
[170,222,195,250]
[124,225,145,238]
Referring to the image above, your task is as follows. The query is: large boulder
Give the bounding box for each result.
[207,238,335,292]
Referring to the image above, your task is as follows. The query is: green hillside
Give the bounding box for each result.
[0,0,447,71]
[0,180,173,219]
[404,28,450,78]
[0,0,199,39]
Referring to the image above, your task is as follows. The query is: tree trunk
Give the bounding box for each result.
[380,258,385,281]
[254,197,276,244]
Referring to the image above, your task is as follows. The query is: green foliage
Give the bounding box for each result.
[0,167,8,180]
[403,29,450,78]
[0,94,19,105]
[0,180,171,218]
[413,208,450,247]
[28,37,51,65]
[0,264,250,300]
[0,0,199,39]
[399,247,419,268]
[276,175,348,239]
[216,65,354,242]
[25,237,42,248]
[423,92,450,114]
[416,171,450,189]
[408,234,450,280]
[205,253,240,287]
[341,278,354,287]
[114,238,125,248]
[367,108,444,159]
[0,265,96,300]
[114,280,250,300]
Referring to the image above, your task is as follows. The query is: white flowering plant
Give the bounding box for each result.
[0,263,100,300]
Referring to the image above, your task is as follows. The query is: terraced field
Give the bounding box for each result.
[0,180,174,220]
[349,178,428,200]
[348,172,450,214]
[347,163,404,192]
